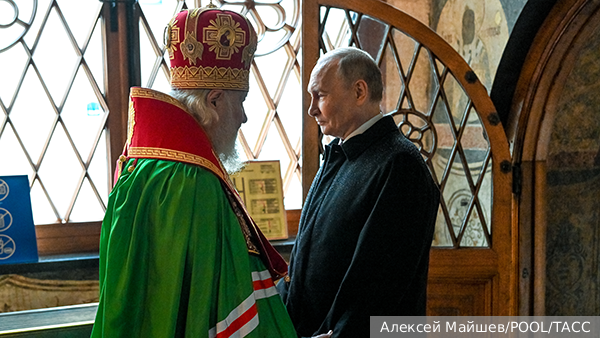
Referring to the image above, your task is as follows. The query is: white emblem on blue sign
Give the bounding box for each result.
[0,208,13,232]
[0,175,38,264]
[0,235,16,260]
[0,179,8,201]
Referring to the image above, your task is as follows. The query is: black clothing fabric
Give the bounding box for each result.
[277,115,439,338]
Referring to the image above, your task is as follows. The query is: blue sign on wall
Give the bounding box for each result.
[0,175,38,264]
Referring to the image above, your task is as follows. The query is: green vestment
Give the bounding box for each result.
[91,88,296,338]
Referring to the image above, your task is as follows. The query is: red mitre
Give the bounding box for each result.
[164,7,257,91]
[117,87,288,281]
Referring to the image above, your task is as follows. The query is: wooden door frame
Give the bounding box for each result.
[507,0,600,315]
[303,0,516,315]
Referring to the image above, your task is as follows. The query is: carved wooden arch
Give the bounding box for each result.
[508,0,600,315]
[303,0,515,315]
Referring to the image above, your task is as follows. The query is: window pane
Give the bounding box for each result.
[0,0,108,224]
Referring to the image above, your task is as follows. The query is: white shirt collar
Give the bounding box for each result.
[340,113,384,144]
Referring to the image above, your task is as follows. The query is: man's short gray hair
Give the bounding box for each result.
[318,47,383,103]
[169,89,218,128]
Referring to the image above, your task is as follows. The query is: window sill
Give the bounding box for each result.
[0,254,99,276]
[0,240,295,276]
[0,303,96,336]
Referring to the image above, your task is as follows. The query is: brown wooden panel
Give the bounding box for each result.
[36,222,102,256]
[35,209,302,257]
[286,209,301,237]
[427,278,492,316]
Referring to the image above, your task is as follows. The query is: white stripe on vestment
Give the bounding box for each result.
[227,315,259,338]
[209,293,256,338]
[208,270,275,338]
[253,286,278,299]
[251,270,271,282]
[251,270,279,299]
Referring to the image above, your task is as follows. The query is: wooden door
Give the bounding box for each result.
[302,0,516,315]
[506,0,600,315]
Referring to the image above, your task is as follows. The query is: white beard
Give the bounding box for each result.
[218,143,246,175]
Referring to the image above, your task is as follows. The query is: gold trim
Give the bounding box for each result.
[181,8,203,65]
[223,186,260,255]
[126,99,135,146]
[170,65,249,90]
[130,88,189,113]
[129,147,226,182]
[203,13,246,61]
[181,31,204,65]
[242,32,257,68]
[164,19,180,60]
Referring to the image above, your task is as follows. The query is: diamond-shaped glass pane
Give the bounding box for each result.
[459,205,488,247]
[0,124,32,179]
[33,7,78,105]
[380,42,402,114]
[37,124,82,219]
[432,204,452,246]
[10,66,56,163]
[24,0,51,49]
[84,22,105,95]
[56,0,101,48]
[241,71,270,154]
[254,47,288,98]
[30,179,57,224]
[88,130,109,207]
[153,65,173,94]
[277,71,302,148]
[139,0,187,44]
[392,28,416,77]
[321,7,352,52]
[357,15,386,60]
[140,19,160,88]
[0,44,28,105]
[408,47,437,114]
[61,68,106,160]
[442,72,469,129]
[69,177,105,222]
[259,121,290,170]
[460,107,490,184]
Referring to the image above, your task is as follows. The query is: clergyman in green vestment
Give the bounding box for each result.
[90,6,301,338]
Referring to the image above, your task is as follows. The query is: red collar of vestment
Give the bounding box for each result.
[115,87,288,281]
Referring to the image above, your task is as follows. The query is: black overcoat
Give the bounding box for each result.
[278,115,440,338]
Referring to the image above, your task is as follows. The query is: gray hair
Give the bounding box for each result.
[317,47,383,103]
[169,89,218,128]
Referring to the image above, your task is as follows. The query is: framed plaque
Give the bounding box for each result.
[231,161,288,240]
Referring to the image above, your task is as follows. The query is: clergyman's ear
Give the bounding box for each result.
[207,89,224,108]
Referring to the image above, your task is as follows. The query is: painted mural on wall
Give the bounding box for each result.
[428,0,525,247]
[545,23,600,316]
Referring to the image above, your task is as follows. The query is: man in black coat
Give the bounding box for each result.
[277,47,439,338]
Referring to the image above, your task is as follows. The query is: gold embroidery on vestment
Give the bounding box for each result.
[222,185,260,255]
[242,33,256,68]
[169,65,249,90]
[203,13,246,60]
[127,99,135,146]
[130,88,189,113]
[180,31,204,65]
[128,147,226,182]
[164,19,179,60]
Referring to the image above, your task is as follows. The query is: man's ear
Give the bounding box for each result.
[207,89,225,108]
[354,79,369,106]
